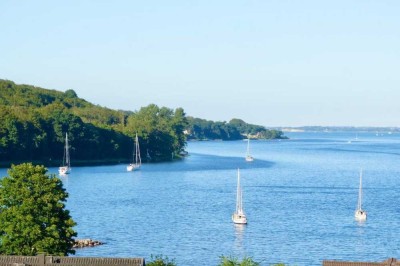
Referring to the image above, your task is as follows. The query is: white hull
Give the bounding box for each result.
[58,166,70,175]
[126,164,140,172]
[355,209,367,221]
[245,156,254,162]
[232,213,247,224]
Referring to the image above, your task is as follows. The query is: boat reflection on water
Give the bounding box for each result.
[233,223,246,253]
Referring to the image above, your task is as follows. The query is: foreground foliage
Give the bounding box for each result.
[218,256,260,266]
[146,255,177,266]
[0,163,77,255]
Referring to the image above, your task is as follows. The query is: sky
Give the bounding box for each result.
[1,1,399,127]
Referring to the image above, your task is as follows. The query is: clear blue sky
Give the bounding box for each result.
[1,1,399,127]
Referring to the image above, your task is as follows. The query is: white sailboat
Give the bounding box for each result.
[232,169,247,224]
[355,169,367,221]
[59,133,71,175]
[127,133,141,171]
[245,138,254,162]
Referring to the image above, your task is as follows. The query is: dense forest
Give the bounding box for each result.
[0,80,187,166]
[186,117,287,140]
[0,79,286,167]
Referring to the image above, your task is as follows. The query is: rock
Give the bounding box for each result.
[73,239,104,248]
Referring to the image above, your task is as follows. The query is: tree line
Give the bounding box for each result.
[0,80,187,166]
[186,117,287,140]
[0,79,286,166]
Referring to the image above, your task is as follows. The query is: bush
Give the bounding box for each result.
[218,256,260,266]
[146,255,177,266]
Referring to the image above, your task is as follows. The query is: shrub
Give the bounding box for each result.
[218,255,260,266]
[146,254,177,266]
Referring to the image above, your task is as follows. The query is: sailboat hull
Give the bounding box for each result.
[355,210,367,221]
[245,156,254,162]
[232,213,247,224]
[59,166,70,175]
[127,164,140,172]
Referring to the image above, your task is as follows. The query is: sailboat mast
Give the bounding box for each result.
[65,133,70,167]
[134,134,138,165]
[246,138,250,156]
[236,169,242,213]
[135,133,141,166]
[358,169,363,210]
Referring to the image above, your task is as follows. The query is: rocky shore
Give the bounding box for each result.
[73,239,104,248]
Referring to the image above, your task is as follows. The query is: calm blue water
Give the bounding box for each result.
[1,131,400,265]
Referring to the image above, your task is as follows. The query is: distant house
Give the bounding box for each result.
[323,258,399,266]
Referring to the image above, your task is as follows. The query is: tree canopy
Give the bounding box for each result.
[0,80,187,166]
[0,79,286,166]
[0,163,77,256]
[186,117,287,141]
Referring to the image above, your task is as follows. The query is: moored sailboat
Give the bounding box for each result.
[245,137,254,162]
[59,133,71,175]
[127,133,141,171]
[232,169,247,224]
[355,169,367,221]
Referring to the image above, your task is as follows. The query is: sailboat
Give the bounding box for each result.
[232,169,247,224]
[355,169,367,221]
[59,133,71,175]
[245,137,254,162]
[127,133,141,171]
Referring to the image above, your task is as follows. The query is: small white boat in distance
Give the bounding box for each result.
[232,169,247,224]
[127,133,141,171]
[355,169,367,221]
[245,138,254,162]
[59,133,71,175]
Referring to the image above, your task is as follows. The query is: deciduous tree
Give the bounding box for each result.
[0,163,77,255]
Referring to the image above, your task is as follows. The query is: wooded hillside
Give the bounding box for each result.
[186,117,286,140]
[0,79,286,167]
[0,80,187,166]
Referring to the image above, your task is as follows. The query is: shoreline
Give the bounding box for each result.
[0,156,187,169]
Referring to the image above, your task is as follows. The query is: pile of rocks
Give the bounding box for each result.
[73,239,104,248]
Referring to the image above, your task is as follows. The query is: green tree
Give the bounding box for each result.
[146,255,177,266]
[64,89,78,98]
[126,104,187,161]
[0,163,77,256]
[0,80,188,164]
[218,256,260,266]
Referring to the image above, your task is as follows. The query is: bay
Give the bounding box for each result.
[1,131,400,265]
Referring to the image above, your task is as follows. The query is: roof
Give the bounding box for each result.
[323,258,400,266]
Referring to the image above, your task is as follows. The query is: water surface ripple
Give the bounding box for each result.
[1,132,399,265]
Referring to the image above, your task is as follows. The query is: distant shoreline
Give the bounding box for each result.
[278,126,399,133]
[187,137,288,141]
[0,158,132,169]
